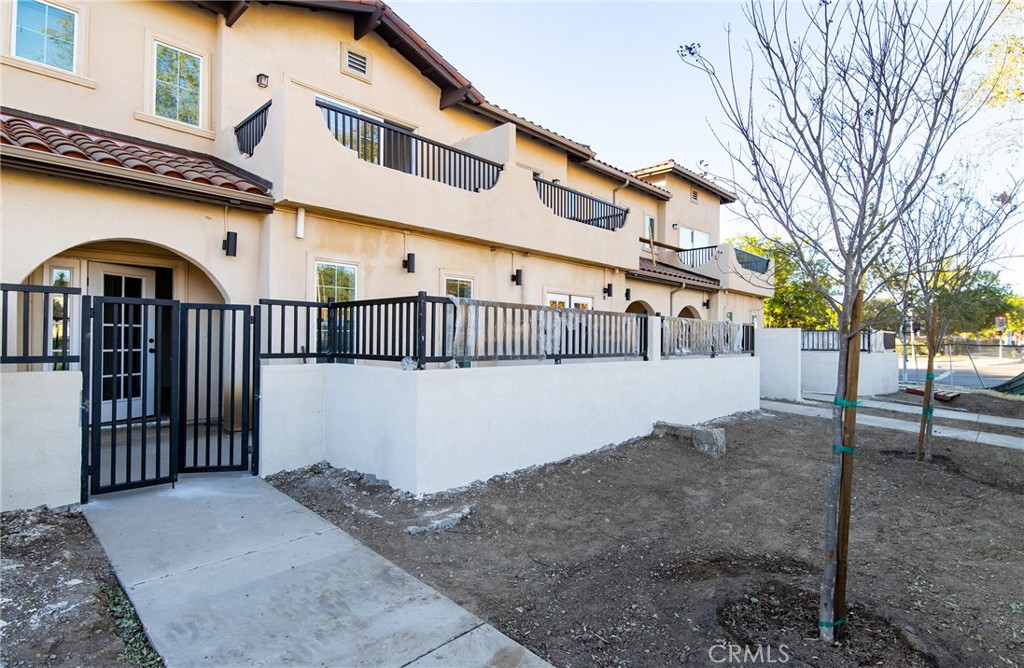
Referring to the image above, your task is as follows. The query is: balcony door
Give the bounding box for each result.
[88,262,157,422]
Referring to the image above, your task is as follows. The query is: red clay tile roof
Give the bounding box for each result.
[1,111,270,196]
[635,256,720,289]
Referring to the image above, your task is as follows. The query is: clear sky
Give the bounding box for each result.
[389,0,1024,294]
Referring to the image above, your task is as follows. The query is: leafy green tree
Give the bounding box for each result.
[732,235,836,329]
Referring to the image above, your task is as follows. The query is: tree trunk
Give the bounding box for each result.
[819,290,862,641]
[833,291,863,640]
[916,302,939,462]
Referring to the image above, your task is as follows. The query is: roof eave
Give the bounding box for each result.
[2,144,276,213]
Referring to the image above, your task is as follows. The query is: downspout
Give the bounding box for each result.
[611,176,630,204]
[669,286,685,317]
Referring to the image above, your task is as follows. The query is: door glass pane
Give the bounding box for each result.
[103,274,122,297]
[124,277,143,299]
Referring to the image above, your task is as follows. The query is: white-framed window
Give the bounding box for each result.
[315,261,357,303]
[547,293,592,310]
[445,277,473,299]
[678,225,711,250]
[12,0,76,73]
[154,41,202,127]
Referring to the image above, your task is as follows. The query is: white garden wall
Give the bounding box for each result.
[1,372,82,511]
[757,328,802,401]
[259,355,760,494]
[801,351,899,396]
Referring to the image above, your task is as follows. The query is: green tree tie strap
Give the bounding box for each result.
[926,373,935,380]
[818,617,846,628]
[922,407,934,420]
[833,445,855,454]
[833,397,862,408]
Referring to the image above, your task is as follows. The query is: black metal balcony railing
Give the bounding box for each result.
[676,245,718,267]
[234,100,272,156]
[735,247,770,273]
[316,100,503,193]
[534,176,629,231]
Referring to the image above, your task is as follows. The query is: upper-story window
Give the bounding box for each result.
[678,225,711,249]
[155,42,202,127]
[12,0,76,72]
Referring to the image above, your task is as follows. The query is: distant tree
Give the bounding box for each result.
[861,298,903,332]
[732,235,836,329]
[974,0,1024,110]
[680,0,1008,641]
[882,170,1021,461]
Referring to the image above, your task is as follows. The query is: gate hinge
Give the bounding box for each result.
[250,314,255,325]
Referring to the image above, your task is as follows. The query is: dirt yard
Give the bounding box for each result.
[2,390,1021,667]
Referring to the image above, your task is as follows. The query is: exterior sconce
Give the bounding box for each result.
[625,288,631,301]
[511,269,523,286]
[702,297,711,309]
[602,283,613,297]
[256,73,270,88]
[222,231,237,256]
[402,253,415,273]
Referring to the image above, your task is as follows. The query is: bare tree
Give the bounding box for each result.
[885,169,1022,460]
[679,0,1007,641]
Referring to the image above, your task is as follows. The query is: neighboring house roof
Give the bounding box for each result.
[0,109,275,212]
[630,160,738,204]
[630,256,721,289]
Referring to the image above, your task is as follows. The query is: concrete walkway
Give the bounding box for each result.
[762,400,1024,451]
[802,392,1024,429]
[82,473,549,668]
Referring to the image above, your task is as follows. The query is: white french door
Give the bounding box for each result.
[88,262,157,423]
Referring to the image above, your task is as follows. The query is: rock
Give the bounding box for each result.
[653,422,726,458]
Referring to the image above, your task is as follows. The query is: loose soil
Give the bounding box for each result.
[2,390,1020,667]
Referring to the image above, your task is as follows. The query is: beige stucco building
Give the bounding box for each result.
[1,0,772,510]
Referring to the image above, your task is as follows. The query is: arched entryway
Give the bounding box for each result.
[678,305,701,319]
[626,300,653,315]
[24,241,252,500]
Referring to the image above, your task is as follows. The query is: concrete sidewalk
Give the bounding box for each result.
[762,400,1023,451]
[83,473,549,668]
[802,392,1024,429]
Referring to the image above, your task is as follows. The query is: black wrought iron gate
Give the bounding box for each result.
[82,298,255,498]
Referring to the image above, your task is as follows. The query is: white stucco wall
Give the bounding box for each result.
[801,351,899,397]
[257,364,327,475]
[258,355,760,495]
[1,372,82,511]
[757,328,802,401]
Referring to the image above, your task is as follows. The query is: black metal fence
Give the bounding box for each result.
[801,329,873,352]
[317,100,503,192]
[1,283,81,366]
[449,298,648,363]
[235,100,272,156]
[676,245,718,267]
[534,176,629,231]
[661,317,755,357]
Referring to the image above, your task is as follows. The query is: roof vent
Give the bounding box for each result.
[347,50,368,75]
[690,189,699,203]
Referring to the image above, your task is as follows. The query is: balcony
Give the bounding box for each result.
[644,239,774,298]
[534,176,628,231]
[223,83,640,269]
[316,100,503,193]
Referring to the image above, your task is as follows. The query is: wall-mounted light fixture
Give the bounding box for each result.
[602,283,613,297]
[402,253,415,273]
[625,288,631,301]
[511,269,523,286]
[256,73,270,88]
[222,231,237,257]
[702,297,711,309]
[672,223,680,230]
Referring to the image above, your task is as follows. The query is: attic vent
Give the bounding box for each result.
[690,189,699,203]
[347,50,368,75]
